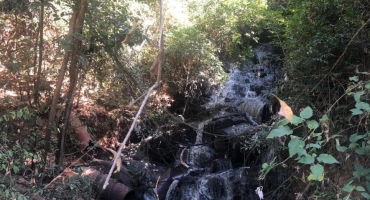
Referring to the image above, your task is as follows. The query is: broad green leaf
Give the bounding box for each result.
[277,118,289,126]
[292,115,304,126]
[298,154,314,164]
[317,154,339,164]
[306,120,319,130]
[356,102,370,112]
[361,192,370,199]
[366,83,370,89]
[356,186,366,192]
[336,145,347,152]
[267,125,293,138]
[300,106,313,119]
[308,164,324,181]
[350,133,364,143]
[354,91,364,102]
[288,137,305,157]
[366,181,370,192]
[351,108,363,115]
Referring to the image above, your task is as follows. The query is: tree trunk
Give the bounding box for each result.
[55,0,88,167]
[33,0,44,107]
[41,0,80,171]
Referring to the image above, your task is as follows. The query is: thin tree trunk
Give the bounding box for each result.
[55,0,88,167]
[34,0,44,107]
[41,2,79,172]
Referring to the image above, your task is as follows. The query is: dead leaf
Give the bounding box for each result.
[63,168,78,178]
[104,148,121,173]
[272,94,293,123]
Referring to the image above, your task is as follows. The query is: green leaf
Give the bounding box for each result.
[300,106,313,119]
[277,118,290,126]
[366,181,370,192]
[12,166,19,174]
[308,164,324,181]
[307,143,321,149]
[298,154,314,164]
[306,120,319,130]
[267,125,293,138]
[288,137,305,157]
[317,154,339,164]
[292,115,304,126]
[349,76,359,82]
[355,164,370,176]
[361,192,370,199]
[336,145,348,152]
[351,108,364,115]
[356,102,370,111]
[356,186,366,192]
[320,114,329,122]
[366,83,370,89]
[343,181,354,192]
[354,91,364,102]
[17,109,23,118]
[350,133,364,143]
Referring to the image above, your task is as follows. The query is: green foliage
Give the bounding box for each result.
[262,106,339,182]
[164,26,224,96]
[189,0,269,61]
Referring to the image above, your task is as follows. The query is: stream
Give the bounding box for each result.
[121,44,283,200]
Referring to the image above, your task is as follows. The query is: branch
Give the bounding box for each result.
[103,0,165,190]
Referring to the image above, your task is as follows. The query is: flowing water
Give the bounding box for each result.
[142,44,282,200]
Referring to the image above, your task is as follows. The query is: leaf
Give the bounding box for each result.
[288,137,305,157]
[306,120,319,130]
[307,143,321,149]
[349,76,359,82]
[355,164,370,176]
[298,154,314,164]
[273,94,294,123]
[336,145,348,152]
[300,106,313,119]
[350,133,364,143]
[343,181,355,192]
[292,115,304,126]
[320,114,329,122]
[356,102,370,112]
[351,108,364,115]
[361,192,370,199]
[317,154,339,164]
[356,186,366,192]
[266,125,293,138]
[354,91,364,102]
[308,164,324,181]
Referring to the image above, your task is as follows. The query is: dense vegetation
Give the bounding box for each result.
[0,0,369,199]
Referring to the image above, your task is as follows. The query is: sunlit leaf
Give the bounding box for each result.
[308,164,324,181]
[273,94,294,123]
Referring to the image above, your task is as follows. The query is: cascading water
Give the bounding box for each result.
[142,44,282,200]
